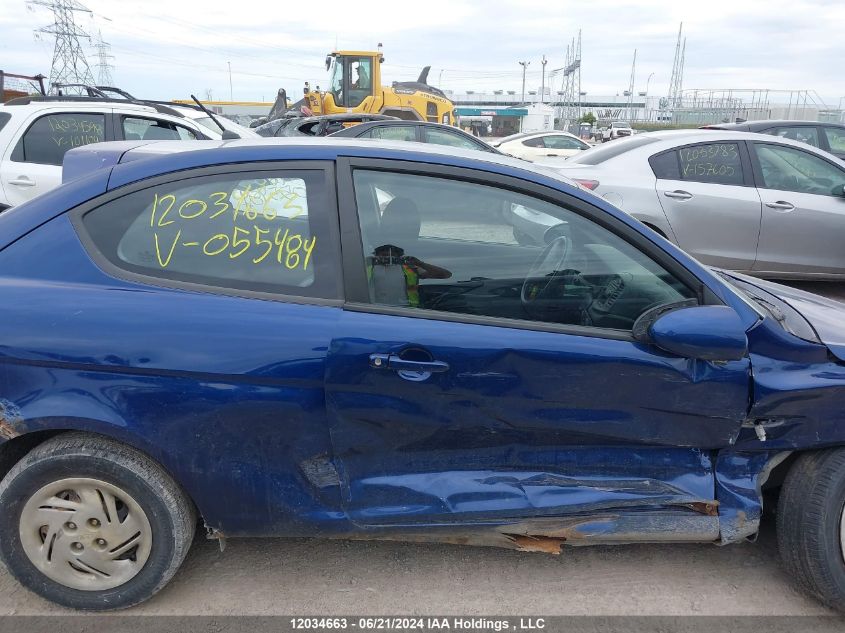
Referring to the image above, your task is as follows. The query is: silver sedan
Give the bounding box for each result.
[527,130,845,279]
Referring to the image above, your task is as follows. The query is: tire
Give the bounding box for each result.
[777,448,845,612]
[0,433,195,610]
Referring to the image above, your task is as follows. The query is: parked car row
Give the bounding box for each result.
[0,95,257,210]
[536,129,845,279]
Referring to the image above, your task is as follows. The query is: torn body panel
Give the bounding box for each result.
[0,399,23,440]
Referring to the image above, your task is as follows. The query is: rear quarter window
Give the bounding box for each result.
[11,112,105,166]
[78,169,340,299]
[649,151,681,179]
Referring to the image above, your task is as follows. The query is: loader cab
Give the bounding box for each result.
[326,51,382,110]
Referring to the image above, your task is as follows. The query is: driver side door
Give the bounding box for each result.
[326,160,751,529]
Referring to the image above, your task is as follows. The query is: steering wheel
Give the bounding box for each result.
[520,236,572,306]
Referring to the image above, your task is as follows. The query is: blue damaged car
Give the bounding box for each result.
[1,138,845,611]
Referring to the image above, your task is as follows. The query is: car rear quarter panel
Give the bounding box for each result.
[0,212,347,535]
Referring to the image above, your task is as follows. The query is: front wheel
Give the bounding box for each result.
[0,433,195,610]
[777,448,845,612]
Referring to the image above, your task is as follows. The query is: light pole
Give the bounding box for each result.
[540,55,547,104]
[519,60,530,104]
[228,61,233,101]
[645,72,655,95]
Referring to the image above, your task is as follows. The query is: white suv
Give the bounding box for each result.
[0,97,221,210]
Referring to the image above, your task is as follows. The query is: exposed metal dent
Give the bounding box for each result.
[0,399,23,440]
[505,533,565,554]
[338,511,720,552]
[299,454,341,488]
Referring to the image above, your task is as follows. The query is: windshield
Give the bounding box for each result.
[567,135,657,165]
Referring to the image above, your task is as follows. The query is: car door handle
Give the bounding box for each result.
[369,353,450,373]
[546,153,559,157]
[765,201,796,211]
[8,177,35,187]
[663,190,693,200]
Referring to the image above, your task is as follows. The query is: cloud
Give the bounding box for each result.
[1,0,842,104]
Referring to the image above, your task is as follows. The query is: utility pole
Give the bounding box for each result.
[626,49,636,121]
[30,0,96,91]
[93,29,114,86]
[228,61,233,101]
[519,60,530,104]
[540,55,548,104]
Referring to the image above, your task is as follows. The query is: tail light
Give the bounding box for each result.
[574,179,599,191]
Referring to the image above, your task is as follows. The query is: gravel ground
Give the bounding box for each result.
[0,518,835,616]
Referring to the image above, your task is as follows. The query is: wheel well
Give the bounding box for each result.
[0,430,201,526]
[0,430,64,482]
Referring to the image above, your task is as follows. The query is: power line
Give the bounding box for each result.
[29,0,96,90]
[93,29,114,85]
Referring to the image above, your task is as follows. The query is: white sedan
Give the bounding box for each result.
[493,131,590,161]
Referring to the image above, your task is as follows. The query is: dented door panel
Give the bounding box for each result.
[326,309,750,527]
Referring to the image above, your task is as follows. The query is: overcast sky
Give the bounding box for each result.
[1,0,843,106]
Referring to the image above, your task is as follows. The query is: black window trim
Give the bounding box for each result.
[11,109,113,165]
[336,156,720,342]
[747,139,845,194]
[520,135,545,148]
[649,140,754,187]
[69,160,344,307]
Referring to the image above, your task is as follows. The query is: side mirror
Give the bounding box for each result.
[832,184,845,197]
[325,56,332,71]
[633,304,748,361]
[221,130,241,140]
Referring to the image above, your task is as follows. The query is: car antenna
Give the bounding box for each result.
[190,94,240,139]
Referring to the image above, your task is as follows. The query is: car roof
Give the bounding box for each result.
[0,100,162,115]
[561,128,845,167]
[61,137,571,189]
[332,120,473,134]
[704,119,844,130]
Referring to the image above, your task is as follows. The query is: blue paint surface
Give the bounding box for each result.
[0,140,844,546]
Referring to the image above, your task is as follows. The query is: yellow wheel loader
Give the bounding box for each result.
[301,48,457,126]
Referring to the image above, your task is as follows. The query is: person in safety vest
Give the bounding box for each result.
[367,197,451,307]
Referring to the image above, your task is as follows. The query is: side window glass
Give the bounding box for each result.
[755,144,845,196]
[678,143,743,185]
[544,135,583,150]
[521,137,545,148]
[12,113,105,166]
[352,170,696,331]
[823,128,845,153]
[80,170,338,298]
[373,126,417,142]
[768,126,820,147]
[123,117,197,141]
[424,128,481,150]
[649,151,681,180]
